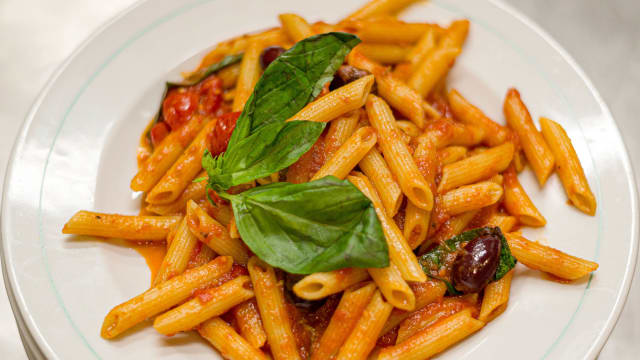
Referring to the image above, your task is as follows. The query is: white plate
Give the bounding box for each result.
[1,0,638,359]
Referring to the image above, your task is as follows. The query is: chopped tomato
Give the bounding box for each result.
[208,111,241,156]
[162,88,198,130]
[198,76,223,115]
[149,122,170,147]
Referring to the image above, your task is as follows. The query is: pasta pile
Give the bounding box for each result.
[62,0,599,359]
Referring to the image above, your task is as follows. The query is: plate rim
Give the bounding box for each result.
[1,0,638,359]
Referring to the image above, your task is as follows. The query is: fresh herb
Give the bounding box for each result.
[227,32,361,148]
[418,227,517,294]
[219,176,389,274]
[203,32,360,191]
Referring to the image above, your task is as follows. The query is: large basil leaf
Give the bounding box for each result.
[219,176,389,274]
[228,32,361,148]
[206,120,326,192]
[418,227,516,293]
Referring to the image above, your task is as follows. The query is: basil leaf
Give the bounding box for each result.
[228,32,361,148]
[205,120,326,191]
[418,227,517,284]
[146,54,243,142]
[220,176,389,274]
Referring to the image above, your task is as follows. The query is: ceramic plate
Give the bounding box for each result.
[2,0,638,358]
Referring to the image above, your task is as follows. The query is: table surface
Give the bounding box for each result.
[1,0,638,358]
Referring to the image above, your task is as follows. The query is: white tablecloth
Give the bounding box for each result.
[1,0,638,358]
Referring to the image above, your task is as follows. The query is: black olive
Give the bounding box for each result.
[260,46,286,69]
[451,233,501,293]
[329,65,370,90]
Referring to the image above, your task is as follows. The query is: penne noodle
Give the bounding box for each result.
[325,111,360,159]
[287,75,375,123]
[396,120,421,138]
[503,88,555,185]
[232,299,267,348]
[312,126,378,180]
[146,120,217,204]
[503,165,546,227]
[425,210,480,251]
[232,40,262,112]
[154,276,254,335]
[439,181,503,216]
[248,257,301,360]
[483,213,517,233]
[293,268,370,300]
[153,216,197,285]
[401,26,438,77]
[404,137,437,249]
[345,21,435,44]
[396,296,475,344]
[539,117,596,215]
[437,142,514,193]
[506,233,598,280]
[368,262,415,310]
[437,146,468,165]
[349,173,426,282]
[100,256,233,339]
[131,114,210,192]
[381,279,447,335]
[357,43,411,64]
[408,44,461,98]
[311,282,377,360]
[378,308,483,360]
[479,269,514,322]
[365,95,433,210]
[359,148,403,217]
[218,63,241,89]
[348,50,427,128]
[342,0,419,22]
[335,290,394,360]
[187,243,216,269]
[420,118,484,149]
[448,89,509,146]
[199,317,270,360]
[439,19,470,49]
[186,200,249,264]
[279,13,314,43]
[62,211,180,241]
[145,171,208,215]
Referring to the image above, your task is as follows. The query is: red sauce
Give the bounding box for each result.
[207,111,240,156]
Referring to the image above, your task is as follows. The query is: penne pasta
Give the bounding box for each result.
[335,290,394,360]
[437,142,514,193]
[154,276,254,335]
[146,120,217,204]
[279,13,314,43]
[439,181,503,216]
[408,44,461,97]
[342,0,419,22]
[357,43,411,64]
[506,233,598,280]
[186,200,249,264]
[62,211,180,241]
[145,171,208,215]
[248,257,301,360]
[381,279,447,335]
[232,299,267,348]
[359,148,403,217]
[131,114,210,192]
[483,213,517,233]
[349,173,426,282]
[101,256,233,339]
[448,89,509,146]
[153,216,197,285]
[439,19,470,50]
[378,308,483,360]
[287,75,375,123]
[199,317,270,360]
[232,40,262,112]
[365,95,433,210]
[479,269,514,322]
[324,110,360,160]
[404,137,437,249]
[503,165,546,227]
[437,146,468,165]
[312,126,378,180]
[503,88,555,185]
[539,117,596,215]
[401,26,439,77]
[368,262,415,310]
[311,282,377,360]
[293,268,370,300]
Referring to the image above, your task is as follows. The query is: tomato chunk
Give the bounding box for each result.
[149,122,170,147]
[162,88,198,130]
[198,76,223,115]
[208,111,241,156]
